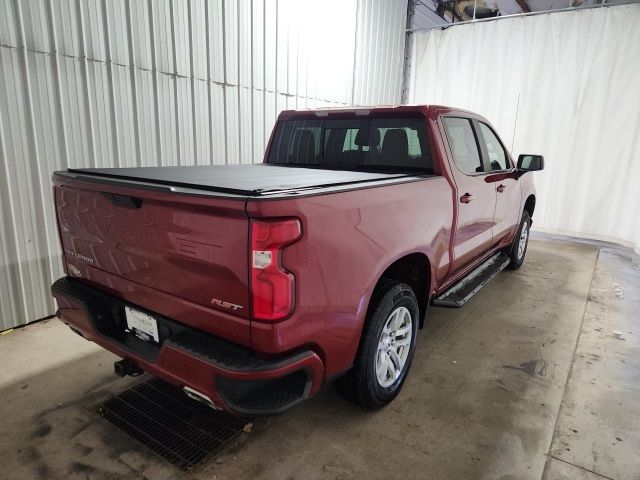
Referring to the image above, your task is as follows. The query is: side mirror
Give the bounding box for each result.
[517,154,544,172]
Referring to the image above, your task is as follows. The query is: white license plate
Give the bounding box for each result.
[125,306,159,343]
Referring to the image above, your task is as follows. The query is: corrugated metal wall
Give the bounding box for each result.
[0,0,408,330]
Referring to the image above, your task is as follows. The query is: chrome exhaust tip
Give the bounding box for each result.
[183,386,221,410]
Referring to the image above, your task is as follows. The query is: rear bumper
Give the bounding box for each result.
[52,277,324,414]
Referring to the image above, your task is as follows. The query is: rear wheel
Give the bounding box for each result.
[507,211,531,270]
[334,280,419,409]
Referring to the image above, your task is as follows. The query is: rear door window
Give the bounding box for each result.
[442,117,483,175]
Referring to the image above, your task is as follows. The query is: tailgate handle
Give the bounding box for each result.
[102,192,142,209]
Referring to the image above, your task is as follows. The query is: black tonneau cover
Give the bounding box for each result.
[67,164,417,196]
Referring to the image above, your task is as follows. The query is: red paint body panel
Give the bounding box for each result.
[246,177,453,376]
[52,104,537,412]
[54,175,252,344]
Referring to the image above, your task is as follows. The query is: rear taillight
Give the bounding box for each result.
[250,218,302,321]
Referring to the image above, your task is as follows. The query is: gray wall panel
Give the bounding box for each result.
[0,0,407,330]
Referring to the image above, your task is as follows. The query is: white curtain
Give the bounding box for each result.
[408,4,640,252]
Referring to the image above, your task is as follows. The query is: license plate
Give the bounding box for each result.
[125,306,159,343]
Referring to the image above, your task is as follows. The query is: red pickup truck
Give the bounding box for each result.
[52,105,543,414]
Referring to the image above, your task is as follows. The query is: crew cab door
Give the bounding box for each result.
[441,117,497,276]
[475,121,521,246]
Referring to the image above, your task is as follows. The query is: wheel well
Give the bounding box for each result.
[524,195,536,219]
[378,253,431,329]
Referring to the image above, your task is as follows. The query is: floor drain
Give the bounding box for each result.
[97,377,254,470]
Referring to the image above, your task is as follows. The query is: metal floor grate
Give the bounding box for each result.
[97,377,254,470]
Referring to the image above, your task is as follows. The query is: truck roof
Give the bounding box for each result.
[277,104,483,120]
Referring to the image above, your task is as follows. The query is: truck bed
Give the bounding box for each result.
[64,164,423,197]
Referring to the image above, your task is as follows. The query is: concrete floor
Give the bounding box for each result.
[1,237,638,480]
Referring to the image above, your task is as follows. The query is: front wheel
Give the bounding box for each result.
[507,211,531,270]
[334,279,419,409]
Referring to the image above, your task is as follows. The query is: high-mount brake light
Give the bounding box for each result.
[250,218,302,321]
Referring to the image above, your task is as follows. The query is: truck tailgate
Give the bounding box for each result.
[53,173,250,341]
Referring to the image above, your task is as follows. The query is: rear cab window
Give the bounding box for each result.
[268,116,433,174]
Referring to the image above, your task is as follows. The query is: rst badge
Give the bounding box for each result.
[210,298,243,311]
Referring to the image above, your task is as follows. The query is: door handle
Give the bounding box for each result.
[460,193,474,204]
[497,184,506,193]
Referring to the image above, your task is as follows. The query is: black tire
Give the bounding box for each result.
[334,279,419,409]
[507,210,531,270]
